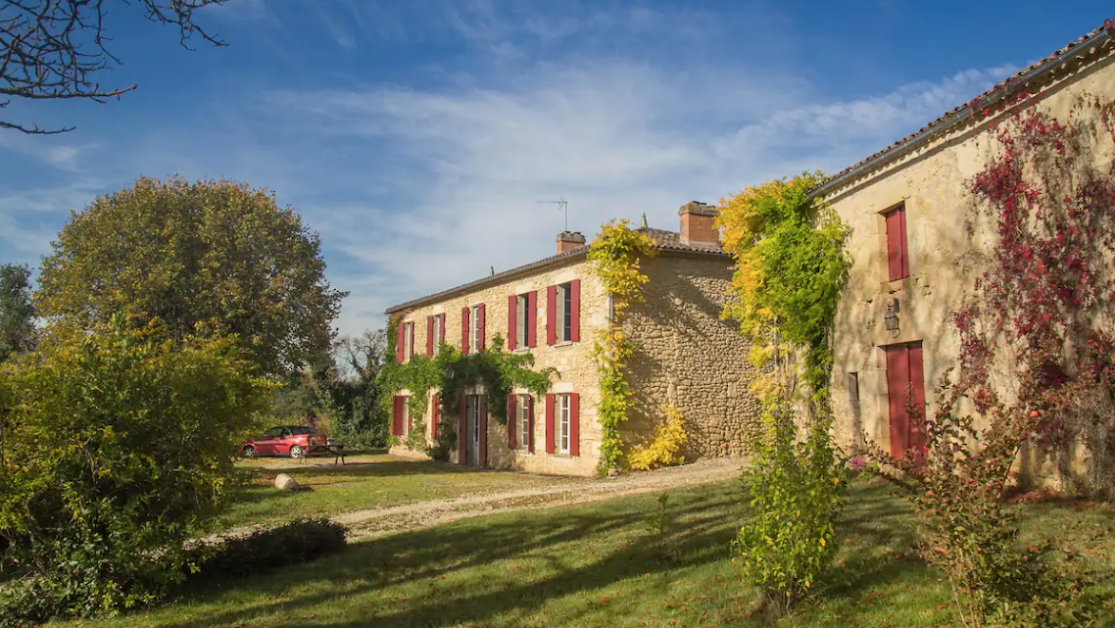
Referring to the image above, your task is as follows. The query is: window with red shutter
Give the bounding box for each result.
[439,313,446,345]
[569,280,580,342]
[461,307,470,354]
[545,393,556,453]
[426,316,434,357]
[526,291,538,347]
[507,295,518,351]
[395,321,405,364]
[546,285,557,345]
[569,393,580,457]
[884,204,910,281]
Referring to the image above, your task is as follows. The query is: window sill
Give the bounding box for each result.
[880,275,915,294]
[552,340,575,348]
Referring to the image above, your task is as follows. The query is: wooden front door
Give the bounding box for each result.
[885,342,927,459]
[464,395,488,466]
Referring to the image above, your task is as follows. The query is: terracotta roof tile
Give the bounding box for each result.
[385,228,728,314]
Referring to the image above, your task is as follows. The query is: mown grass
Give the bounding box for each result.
[69,477,1115,628]
[214,453,579,531]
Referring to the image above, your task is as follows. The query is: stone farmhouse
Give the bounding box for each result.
[819,21,1115,483]
[384,204,760,476]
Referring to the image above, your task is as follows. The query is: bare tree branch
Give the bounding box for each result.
[0,0,231,134]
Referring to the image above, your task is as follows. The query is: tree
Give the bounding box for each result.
[1,0,230,134]
[36,176,347,377]
[0,316,272,622]
[0,263,34,359]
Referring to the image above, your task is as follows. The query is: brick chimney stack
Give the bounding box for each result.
[557,231,586,253]
[678,201,719,246]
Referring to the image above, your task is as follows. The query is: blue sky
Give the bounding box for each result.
[1,0,1110,338]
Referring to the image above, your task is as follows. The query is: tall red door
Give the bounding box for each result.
[885,342,926,459]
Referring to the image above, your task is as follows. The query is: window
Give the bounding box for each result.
[559,284,573,342]
[431,315,442,356]
[262,427,283,439]
[402,321,414,362]
[470,305,482,354]
[556,393,571,454]
[401,401,410,436]
[518,394,531,449]
[516,294,529,348]
[291,427,315,436]
[884,204,910,281]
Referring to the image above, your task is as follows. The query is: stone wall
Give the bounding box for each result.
[389,255,607,477]
[825,46,1115,487]
[623,254,761,459]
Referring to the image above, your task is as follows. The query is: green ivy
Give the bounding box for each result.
[376,324,555,460]
[587,219,657,474]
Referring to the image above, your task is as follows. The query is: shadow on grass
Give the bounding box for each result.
[159,486,748,628]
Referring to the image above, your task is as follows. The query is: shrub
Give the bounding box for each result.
[187,518,347,580]
[869,384,1105,628]
[733,403,845,615]
[629,406,688,471]
[0,316,271,623]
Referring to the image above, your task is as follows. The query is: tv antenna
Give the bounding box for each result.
[537,197,568,231]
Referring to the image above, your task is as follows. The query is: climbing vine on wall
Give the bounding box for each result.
[957,92,1115,495]
[377,326,555,459]
[716,172,850,405]
[587,219,657,474]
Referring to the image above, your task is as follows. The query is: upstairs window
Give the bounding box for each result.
[470,305,482,354]
[884,203,910,281]
[508,292,537,350]
[401,321,414,363]
[546,280,580,345]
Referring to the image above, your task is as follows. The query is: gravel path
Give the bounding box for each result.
[336,458,742,540]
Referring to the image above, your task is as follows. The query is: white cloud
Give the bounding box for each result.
[269,58,1016,339]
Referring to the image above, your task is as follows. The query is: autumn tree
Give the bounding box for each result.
[0,263,34,360]
[36,177,347,376]
[1,0,231,134]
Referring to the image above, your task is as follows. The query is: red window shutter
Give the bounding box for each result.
[477,303,486,351]
[440,313,446,343]
[527,397,535,453]
[569,393,580,457]
[899,205,911,278]
[507,295,518,351]
[396,321,405,364]
[406,397,413,433]
[408,323,415,360]
[545,393,556,453]
[885,345,911,458]
[478,395,488,467]
[508,395,518,448]
[431,394,440,436]
[885,206,910,281]
[461,307,470,354]
[569,280,581,342]
[526,291,538,347]
[392,396,404,436]
[427,316,434,357]
[908,343,927,457]
[546,285,557,345]
[458,393,467,465]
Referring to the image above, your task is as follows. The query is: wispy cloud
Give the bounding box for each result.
[0,1,1026,341]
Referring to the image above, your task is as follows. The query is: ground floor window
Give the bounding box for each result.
[556,393,571,454]
[518,394,531,449]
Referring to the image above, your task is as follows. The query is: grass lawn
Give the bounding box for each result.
[215,452,578,531]
[72,477,1115,628]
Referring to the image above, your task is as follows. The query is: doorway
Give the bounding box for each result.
[463,394,487,467]
[884,341,927,460]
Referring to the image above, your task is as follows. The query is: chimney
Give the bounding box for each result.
[678,201,719,246]
[557,231,586,253]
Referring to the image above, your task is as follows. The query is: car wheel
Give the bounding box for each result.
[242,445,257,459]
[289,445,304,459]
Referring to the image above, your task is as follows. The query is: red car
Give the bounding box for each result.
[242,426,328,459]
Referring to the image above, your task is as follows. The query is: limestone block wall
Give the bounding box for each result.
[825,48,1115,486]
[622,254,761,459]
[388,256,607,477]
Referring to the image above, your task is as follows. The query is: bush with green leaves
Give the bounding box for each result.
[733,402,845,615]
[0,316,272,624]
